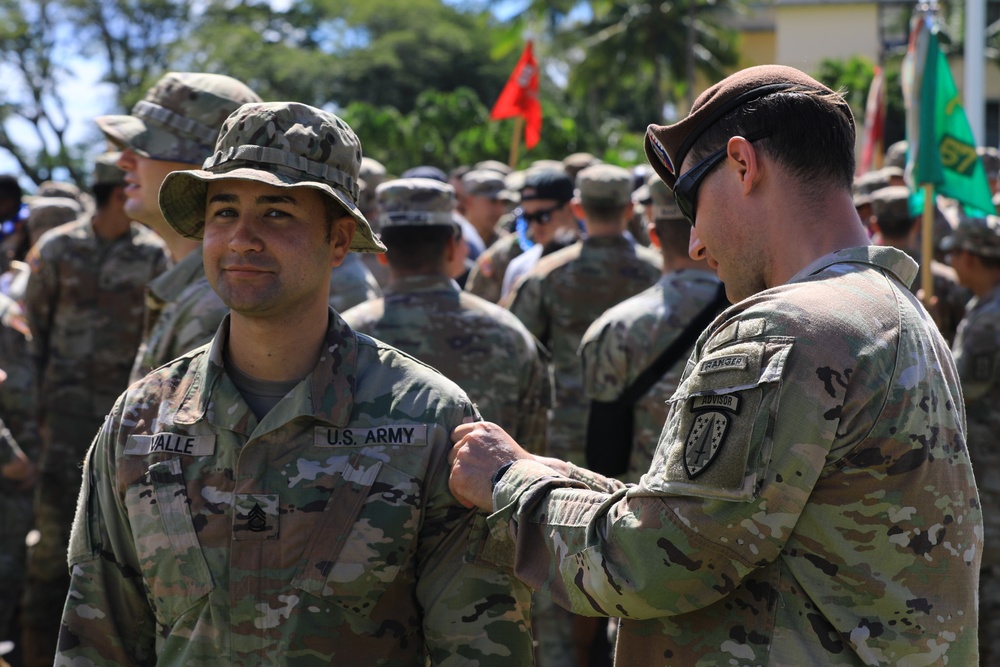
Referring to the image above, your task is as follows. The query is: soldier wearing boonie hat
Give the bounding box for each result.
[104,72,263,383]
[944,213,1000,665]
[447,64,981,667]
[57,102,533,667]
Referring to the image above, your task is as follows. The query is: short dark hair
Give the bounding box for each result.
[380,226,455,272]
[0,174,22,202]
[580,203,629,226]
[653,217,692,258]
[689,86,856,195]
[93,183,120,209]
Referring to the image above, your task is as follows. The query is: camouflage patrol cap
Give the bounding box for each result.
[27,197,82,244]
[576,164,632,207]
[647,175,685,221]
[852,170,891,207]
[941,214,1000,258]
[95,72,262,165]
[870,186,912,224]
[159,101,385,253]
[462,169,506,200]
[35,181,82,202]
[360,157,388,189]
[644,65,854,189]
[376,178,457,229]
[563,152,601,178]
[473,159,513,176]
[885,140,909,170]
[977,146,1000,180]
[91,152,126,188]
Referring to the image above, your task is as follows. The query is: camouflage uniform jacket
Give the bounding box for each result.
[486,246,981,665]
[952,282,1000,566]
[0,293,38,472]
[130,247,228,382]
[580,269,721,483]
[329,252,382,313]
[465,233,524,304]
[59,310,534,666]
[507,235,661,465]
[24,218,169,418]
[342,274,549,453]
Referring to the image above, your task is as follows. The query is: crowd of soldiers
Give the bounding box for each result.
[0,64,995,666]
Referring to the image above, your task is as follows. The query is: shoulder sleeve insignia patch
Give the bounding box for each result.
[684,394,740,478]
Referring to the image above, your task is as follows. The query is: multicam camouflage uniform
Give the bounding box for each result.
[342,178,548,454]
[0,293,39,641]
[507,231,661,465]
[130,248,223,381]
[487,246,981,665]
[943,215,1000,664]
[59,313,534,666]
[580,269,721,483]
[465,232,524,304]
[21,213,169,643]
[329,252,382,313]
[60,100,533,666]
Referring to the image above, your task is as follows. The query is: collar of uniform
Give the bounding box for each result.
[788,245,918,289]
[582,234,633,250]
[384,274,461,297]
[172,308,359,429]
[147,246,206,303]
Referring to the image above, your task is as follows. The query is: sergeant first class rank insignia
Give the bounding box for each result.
[684,394,740,478]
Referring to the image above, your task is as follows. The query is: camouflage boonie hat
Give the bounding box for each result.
[576,164,632,207]
[941,214,1000,258]
[159,102,385,253]
[91,152,126,188]
[376,178,457,230]
[462,169,506,200]
[647,175,685,221]
[870,186,912,225]
[95,72,262,164]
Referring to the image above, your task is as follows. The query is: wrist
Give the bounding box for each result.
[490,460,516,489]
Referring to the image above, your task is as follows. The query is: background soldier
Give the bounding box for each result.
[460,169,509,249]
[942,214,1000,665]
[20,152,170,667]
[0,292,39,664]
[57,101,533,666]
[93,71,263,381]
[581,175,721,484]
[342,177,549,455]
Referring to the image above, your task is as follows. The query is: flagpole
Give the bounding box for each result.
[508,117,523,169]
[921,184,935,301]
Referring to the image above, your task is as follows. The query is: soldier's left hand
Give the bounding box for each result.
[448,421,531,511]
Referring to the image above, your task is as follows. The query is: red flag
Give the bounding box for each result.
[490,41,542,149]
[858,66,885,175]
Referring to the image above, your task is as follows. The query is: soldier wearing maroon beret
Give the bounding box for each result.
[448,65,981,665]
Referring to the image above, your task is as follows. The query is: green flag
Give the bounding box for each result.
[904,13,996,216]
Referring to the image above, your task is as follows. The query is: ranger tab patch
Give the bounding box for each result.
[314,424,428,447]
[684,394,741,478]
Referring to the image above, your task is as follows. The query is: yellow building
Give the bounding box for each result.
[717,0,1000,146]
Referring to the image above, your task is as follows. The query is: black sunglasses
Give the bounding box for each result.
[673,134,769,227]
[517,203,564,225]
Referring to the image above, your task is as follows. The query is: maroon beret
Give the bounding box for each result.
[644,65,855,189]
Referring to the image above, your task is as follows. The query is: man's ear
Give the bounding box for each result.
[329,216,355,268]
[727,136,761,195]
